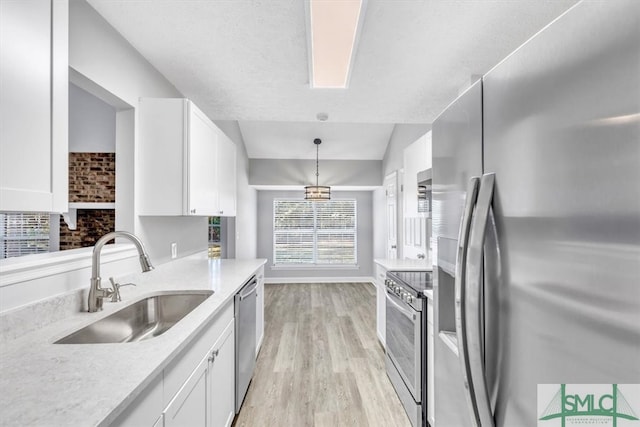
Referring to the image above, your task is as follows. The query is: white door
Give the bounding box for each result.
[384,172,398,259]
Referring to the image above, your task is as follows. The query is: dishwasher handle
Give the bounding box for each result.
[238,278,258,301]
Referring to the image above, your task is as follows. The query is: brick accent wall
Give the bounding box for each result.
[68,152,115,202]
[59,210,115,250]
[60,152,116,249]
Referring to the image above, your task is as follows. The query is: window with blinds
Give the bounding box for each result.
[0,213,50,259]
[273,199,357,265]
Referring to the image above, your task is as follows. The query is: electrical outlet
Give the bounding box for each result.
[171,242,177,259]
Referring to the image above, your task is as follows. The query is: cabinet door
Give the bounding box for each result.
[187,104,219,216]
[217,131,236,216]
[256,268,265,356]
[0,0,67,212]
[164,352,209,427]
[209,319,235,427]
[375,264,387,347]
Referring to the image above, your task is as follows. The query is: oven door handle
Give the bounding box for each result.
[385,291,416,321]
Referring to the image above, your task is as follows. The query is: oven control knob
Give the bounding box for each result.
[407,295,414,304]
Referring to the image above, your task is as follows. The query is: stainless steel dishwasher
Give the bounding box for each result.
[235,275,257,413]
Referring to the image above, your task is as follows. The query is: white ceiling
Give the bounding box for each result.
[87,0,579,160]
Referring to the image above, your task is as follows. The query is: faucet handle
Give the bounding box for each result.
[108,277,137,302]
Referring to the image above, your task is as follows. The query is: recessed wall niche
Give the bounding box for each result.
[59,83,116,249]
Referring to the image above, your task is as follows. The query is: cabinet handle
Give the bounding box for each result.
[208,349,220,363]
[190,209,196,214]
[219,210,223,214]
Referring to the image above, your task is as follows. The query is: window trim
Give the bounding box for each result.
[272,198,357,267]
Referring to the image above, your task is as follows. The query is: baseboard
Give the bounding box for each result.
[264,276,376,284]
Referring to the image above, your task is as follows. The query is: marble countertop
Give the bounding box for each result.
[374,258,433,272]
[0,253,266,427]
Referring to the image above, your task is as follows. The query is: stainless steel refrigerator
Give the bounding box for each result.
[432,1,640,426]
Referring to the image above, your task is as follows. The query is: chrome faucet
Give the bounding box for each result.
[88,231,154,312]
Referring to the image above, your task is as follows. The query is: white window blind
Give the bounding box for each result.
[273,199,356,265]
[0,213,50,259]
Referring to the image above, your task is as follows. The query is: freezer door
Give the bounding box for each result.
[432,79,483,427]
[483,1,640,426]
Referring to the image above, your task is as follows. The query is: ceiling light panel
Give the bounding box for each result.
[310,0,363,88]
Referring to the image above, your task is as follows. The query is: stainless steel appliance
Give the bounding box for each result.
[235,275,257,413]
[432,2,640,426]
[385,270,432,427]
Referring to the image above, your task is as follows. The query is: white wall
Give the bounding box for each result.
[69,83,116,152]
[249,159,382,187]
[256,190,374,281]
[70,0,207,264]
[382,123,431,176]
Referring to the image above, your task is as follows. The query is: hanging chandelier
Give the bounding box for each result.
[304,138,331,201]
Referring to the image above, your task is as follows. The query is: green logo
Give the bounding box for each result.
[539,384,639,427]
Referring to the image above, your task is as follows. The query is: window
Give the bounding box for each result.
[208,216,221,259]
[0,213,50,259]
[273,199,356,265]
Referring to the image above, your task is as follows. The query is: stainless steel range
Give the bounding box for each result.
[385,270,432,427]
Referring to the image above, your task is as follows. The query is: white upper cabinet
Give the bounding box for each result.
[0,0,68,212]
[138,98,236,216]
[403,131,432,218]
[216,129,236,217]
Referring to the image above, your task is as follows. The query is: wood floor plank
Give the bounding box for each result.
[233,282,411,427]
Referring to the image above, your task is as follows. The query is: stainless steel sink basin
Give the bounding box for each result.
[55,291,213,344]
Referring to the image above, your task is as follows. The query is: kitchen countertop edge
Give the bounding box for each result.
[374,258,433,272]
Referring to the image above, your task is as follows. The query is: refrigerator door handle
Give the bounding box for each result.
[454,176,480,425]
[465,172,496,427]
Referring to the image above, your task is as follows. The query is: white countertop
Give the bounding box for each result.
[374,258,433,272]
[0,253,266,427]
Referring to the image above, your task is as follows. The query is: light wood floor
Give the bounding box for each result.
[233,283,411,427]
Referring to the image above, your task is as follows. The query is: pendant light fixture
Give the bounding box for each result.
[305,138,331,201]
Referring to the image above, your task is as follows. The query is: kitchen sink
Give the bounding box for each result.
[55,291,213,344]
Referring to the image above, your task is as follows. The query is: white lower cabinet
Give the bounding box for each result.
[164,319,234,427]
[256,267,265,356]
[375,263,387,347]
[208,319,235,427]
[164,354,208,427]
[112,301,236,427]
